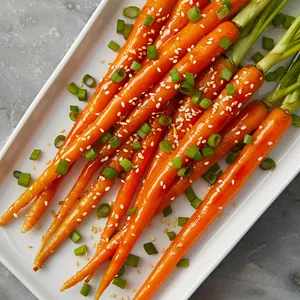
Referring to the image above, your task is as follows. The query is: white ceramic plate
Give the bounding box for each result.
[0,1,299,299]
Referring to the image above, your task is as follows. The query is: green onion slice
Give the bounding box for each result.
[123,24,133,40]
[108,40,121,52]
[56,160,70,175]
[170,68,181,83]
[70,105,79,113]
[84,148,99,160]
[29,149,41,161]
[117,19,125,33]
[127,206,138,215]
[202,146,215,157]
[82,74,96,88]
[226,83,235,96]
[191,90,203,106]
[158,115,172,126]
[109,136,121,149]
[179,81,194,95]
[102,166,118,180]
[112,277,127,289]
[69,111,78,121]
[216,5,229,20]
[159,140,173,153]
[220,68,233,81]
[191,197,203,209]
[18,172,31,187]
[143,15,155,27]
[272,13,285,27]
[262,37,274,50]
[219,37,232,49]
[178,217,189,227]
[130,61,142,72]
[226,152,239,164]
[120,158,133,172]
[13,170,21,180]
[184,145,199,159]
[200,98,212,109]
[163,205,173,217]
[178,166,194,177]
[119,172,126,180]
[202,171,217,185]
[243,134,253,145]
[177,258,190,268]
[111,69,126,84]
[132,141,143,150]
[147,45,158,60]
[125,253,140,268]
[80,283,91,297]
[185,72,195,86]
[208,134,221,148]
[69,230,82,243]
[185,186,197,203]
[116,265,125,277]
[77,89,87,101]
[251,52,264,64]
[187,6,201,23]
[143,242,158,255]
[123,6,141,19]
[54,135,66,149]
[74,245,88,256]
[292,114,300,127]
[172,157,182,169]
[167,231,176,241]
[137,122,151,139]
[260,158,276,170]
[67,82,79,95]
[100,132,113,145]
[97,203,111,218]
[283,15,295,29]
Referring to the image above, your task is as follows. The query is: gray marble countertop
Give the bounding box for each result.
[1,1,300,300]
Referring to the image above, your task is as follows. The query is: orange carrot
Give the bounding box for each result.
[0,0,249,226]
[95,66,264,298]
[156,100,268,213]
[134,108,292,300]
[20,0,178,232]
[33,141,134,270]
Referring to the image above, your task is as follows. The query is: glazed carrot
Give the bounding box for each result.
[95,65,264,298]
[134,108,292,300]
[156,100,268,213]
[100,101,178,242]
[33,141,135,270]
[20,0,178,231]
[0,0,250,226]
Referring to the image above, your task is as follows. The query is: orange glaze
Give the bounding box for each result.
[156,100,268,213]
[134,108,292,300]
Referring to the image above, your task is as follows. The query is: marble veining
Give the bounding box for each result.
[1,1,300,300]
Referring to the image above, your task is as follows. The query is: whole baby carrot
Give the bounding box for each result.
[134,108,292,300]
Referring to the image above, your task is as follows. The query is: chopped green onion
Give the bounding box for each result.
[191,197,203,209]
[120,158,133,172]
[193,151,202,162]
[178,217,189,227]
[74,245,88,256]
[13,170,21,180]
[123,24,133,40]
[251,52,264,64]
[82,74,96,88]
[108,40,121,52]
[216,5,230,20]
[102,166,118,180]
[18,172,31,187]
[109,136,121,149]
[117,19,125,33]
[167,231,176,241]
[260,158,276,170]
[123,6,141,19]
[163,205,173,217]
[220,68,233,81]
[179,81,194,95]
[159,140,173,153]
[292,114,300,127]
[172,157,182,169]
[158,115,173,126]
[77,89,87,101]
[185,145,199,159]
[199,98,212,109]
[185,72,195,86]
[97,203,111,218]
[70,105,79,113]
[262,37,274,50]
[184,186,197,203]
[116,265,125,277]
[147,45,158,60]
[100,132,113,144]
[112,277,127,289]
[69,111,79,121]
[265,72,277,82]
[119,172,126,180]
[143,15,155,27]
[125,253,140,267]
[132,141,142,150]
[130,61,142,72]
[187,6,201,23]
[69,230,82,243]
[243,134,253,144]
[202,171,217,185]
[219,37,232,49]
[222,0,233,9]
[137,122,151,139]
[216,169,223,179]
[272,13,285,27]
[283,15,295,29]
[208,163,221,173]
[80,283,91,297]
[226,83,235,96]
[67,82,79,95]
[177,258,189,268]
[111,68,126,84]
[56,160,70,175]
[29,149,41,161]
[54,135,66,149]
[226,152,239,164]
[202,146,215,157]
[143,242,158,255]
[84,148,99,160]
[178,166,194,177]
[127,206,138,215]
[170,68,181,83]
[208,134,221,148]
[273,66,286,78]
[191,90,203,106]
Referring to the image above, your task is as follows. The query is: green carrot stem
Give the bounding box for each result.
[227,0,288,67]
[280,73,300,114]
[257,16,300,73]
[232,0,273,29]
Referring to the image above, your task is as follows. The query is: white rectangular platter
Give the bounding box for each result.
[0,1,300,300]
